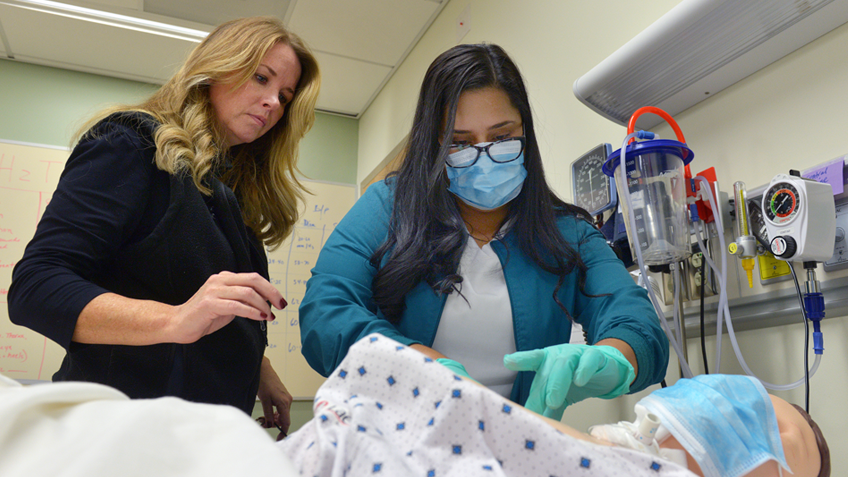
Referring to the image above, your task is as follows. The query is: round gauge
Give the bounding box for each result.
[746,198,769,244]
[572,144,616,216]
[574,155,609,211]
[764,182,800,225]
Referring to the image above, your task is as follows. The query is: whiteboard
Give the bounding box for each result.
[264,180,356,398]
[0,139,357,399]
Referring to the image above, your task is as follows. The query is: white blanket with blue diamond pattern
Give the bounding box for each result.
[278,334,695,476]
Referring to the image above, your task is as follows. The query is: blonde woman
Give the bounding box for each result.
[9,16,320,435]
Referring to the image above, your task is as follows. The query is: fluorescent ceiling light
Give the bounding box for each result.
[0,0,209,42]
[573,0,848,129]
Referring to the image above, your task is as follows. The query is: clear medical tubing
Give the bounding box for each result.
[693,177,729,372]
[694,221,724,371]
[672,264,683,344]
[693,176,820,390]
[619,131,694,379]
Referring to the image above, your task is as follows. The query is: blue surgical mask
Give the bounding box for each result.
[639,375,790,477]
[446,151,527,211]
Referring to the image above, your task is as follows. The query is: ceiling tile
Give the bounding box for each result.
[0,4,194,83]
[89,0,141,10]
[288,0,441,66]
[142,0,293,28]
[0,0,445,116]
[314,51,392,116]
[0,20,8,58]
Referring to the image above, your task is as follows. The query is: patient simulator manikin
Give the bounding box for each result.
[581,374,828,477]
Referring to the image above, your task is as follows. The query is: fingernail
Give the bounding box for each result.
[270,313,276,321]
[260,312,268,319]
[280,297,288,309]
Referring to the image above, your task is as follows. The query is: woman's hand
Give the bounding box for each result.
[256,357,293,439]
[73,272,287,346]
[504,342,635,420]
[169,272,286,344]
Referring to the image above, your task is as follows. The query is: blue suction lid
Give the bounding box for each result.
[602,139,694,177]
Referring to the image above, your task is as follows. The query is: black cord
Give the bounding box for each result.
[788,263,811,414]
[699,241,709,374]
[753,233,810,412]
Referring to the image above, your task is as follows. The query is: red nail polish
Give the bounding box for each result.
[280,298,288,309]
[260,312,268,319]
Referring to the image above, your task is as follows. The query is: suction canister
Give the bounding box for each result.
[603,139,694,266]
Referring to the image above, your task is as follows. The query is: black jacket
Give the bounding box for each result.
[9,113,267,414]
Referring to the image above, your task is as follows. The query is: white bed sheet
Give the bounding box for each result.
[0,373,297,477]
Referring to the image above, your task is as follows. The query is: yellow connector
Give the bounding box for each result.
[742,258,755,288]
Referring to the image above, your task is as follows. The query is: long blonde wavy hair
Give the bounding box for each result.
[77,16,320,249]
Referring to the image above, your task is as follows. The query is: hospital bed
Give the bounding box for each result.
[0,335,695,477]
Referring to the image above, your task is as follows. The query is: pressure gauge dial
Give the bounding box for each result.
[571,143,616,216]
[764,182,800,225]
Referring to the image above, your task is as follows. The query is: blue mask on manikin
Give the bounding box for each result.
[638,374,790,477]
[446,151,527,210]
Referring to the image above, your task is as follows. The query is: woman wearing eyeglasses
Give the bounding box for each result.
[299,44,668,419]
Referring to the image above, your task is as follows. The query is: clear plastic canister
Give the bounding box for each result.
[603,140,694,266]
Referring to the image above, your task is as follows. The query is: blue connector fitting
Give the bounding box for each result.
[635,130,656,140]
[804,292,825,355]
[689,203,700,223]
[688,177,699,223]
[813,332,824,355]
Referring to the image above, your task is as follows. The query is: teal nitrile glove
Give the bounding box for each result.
[503,344,635,421]
[436,358,478,383]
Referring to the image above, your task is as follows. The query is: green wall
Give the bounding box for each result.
[0,59,357,184]
[297,112,358,184]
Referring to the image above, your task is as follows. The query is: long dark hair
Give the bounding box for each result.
[371,43,592,323]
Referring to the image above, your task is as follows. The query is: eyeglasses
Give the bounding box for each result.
[446,137,525,168]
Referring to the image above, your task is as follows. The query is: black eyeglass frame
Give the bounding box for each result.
[446,136,526,169]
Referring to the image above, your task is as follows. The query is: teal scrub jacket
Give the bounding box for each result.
[299,180,668,405]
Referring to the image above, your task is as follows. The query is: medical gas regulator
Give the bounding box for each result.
[762,173,835,262]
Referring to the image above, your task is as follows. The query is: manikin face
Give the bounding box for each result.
[658,394,823,477]
[209,42,302,147]
[770,395,822,477]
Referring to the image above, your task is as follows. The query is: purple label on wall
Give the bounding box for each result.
[802,156,845,195]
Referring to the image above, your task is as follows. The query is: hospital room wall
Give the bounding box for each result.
[0,59,359,185]
[358,0,848,467]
